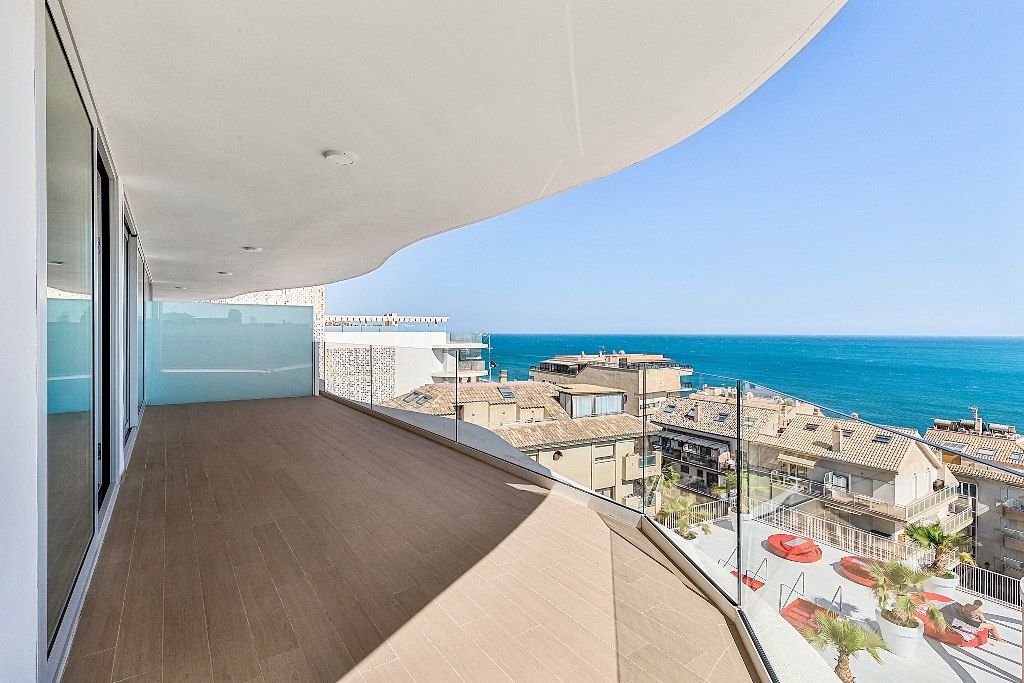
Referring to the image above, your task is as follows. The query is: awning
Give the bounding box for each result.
[778,452,818,468]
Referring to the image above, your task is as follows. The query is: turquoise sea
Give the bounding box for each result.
[488,335,1024,434]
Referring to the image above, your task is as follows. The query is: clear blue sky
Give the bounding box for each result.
[326,1,1024,335]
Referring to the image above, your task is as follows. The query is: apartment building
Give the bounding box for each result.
[529,350,692,415]
[926,415,1024,576]
[322,314,488,402]
[382,382,658,508]
[753,414,970,538]
[649,388,807,495]
[1,3,846,681]
[649,388,970,539]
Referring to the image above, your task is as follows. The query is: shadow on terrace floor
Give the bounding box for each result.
[61,396,755,683]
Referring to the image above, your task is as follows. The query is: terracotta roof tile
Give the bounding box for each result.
[493,413,646,450]
[947,462,1024,488]
[756,415,919,472]
[923,427,1024,467]
[648,396,779,440]
[380,381,644,450]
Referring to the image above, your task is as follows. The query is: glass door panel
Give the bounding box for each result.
[45,14,95,646]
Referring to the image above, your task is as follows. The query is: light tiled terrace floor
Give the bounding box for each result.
[62,396,756,683]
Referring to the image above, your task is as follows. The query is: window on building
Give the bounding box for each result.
[714,412,729,423]
[572,394,595,418]
[594,486,614,498]
[594,454,615,464]
[594,393,623,416]
[959,482,978,498]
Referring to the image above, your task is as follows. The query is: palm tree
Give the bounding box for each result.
[656,492,711,539]
[903,522,976,577]
[803,614,886,683]
[661,464,680,490]
[867,560,945,631]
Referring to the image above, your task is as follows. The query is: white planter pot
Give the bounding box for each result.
[875,607,924,658]
[923,574,959,600]
[676,528,700,545]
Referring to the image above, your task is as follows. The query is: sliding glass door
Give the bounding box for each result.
[45,14,95,647]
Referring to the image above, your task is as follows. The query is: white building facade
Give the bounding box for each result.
[323,315,488,402]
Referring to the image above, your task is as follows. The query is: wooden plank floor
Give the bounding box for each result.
[61,396,756,683]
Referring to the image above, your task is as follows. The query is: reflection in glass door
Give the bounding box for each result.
[45,14,95,646]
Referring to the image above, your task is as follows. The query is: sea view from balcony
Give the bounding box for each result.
[489,334,1024,432]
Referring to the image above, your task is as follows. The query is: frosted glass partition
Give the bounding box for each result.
[145,301,314,405]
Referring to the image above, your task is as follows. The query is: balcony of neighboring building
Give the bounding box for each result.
[763,467,967,525]
[59,396,760,683]
[432,332,489,351]
[1000,497,1024,522]
[1002,527,1024,554]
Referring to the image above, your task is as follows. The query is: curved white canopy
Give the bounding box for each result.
[63,0,844,300]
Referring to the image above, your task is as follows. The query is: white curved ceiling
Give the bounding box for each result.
[62,0,844,300]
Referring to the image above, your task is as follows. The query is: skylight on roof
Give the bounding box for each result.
[872,433,893,444]
[402,391,420,404]
[1010,453,1023,462]
[941,441,968,453]
[664,405,675,414]
[977,447,998,458]
[714,412,730,423]
[497,386,515,400]
[804,423,819,432]
[414,393,432,406]
[742,417,757,427]
[841,429,855,438]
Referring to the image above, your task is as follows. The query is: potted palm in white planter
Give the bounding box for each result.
[867,560,945,658]
[802,613,887,683]
[903,522,976,599]
[657,493,711,545]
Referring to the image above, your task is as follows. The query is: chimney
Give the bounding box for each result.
[832,425,844,453]
[498,369,508,383]
[692,403,700,422]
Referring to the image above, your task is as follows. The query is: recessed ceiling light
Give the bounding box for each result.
[174,286,187,290]
[243,246,262,252]
[47,260,64,266]
[217,271,232,275]
[323,150,355,165]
